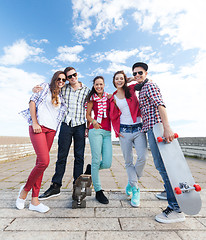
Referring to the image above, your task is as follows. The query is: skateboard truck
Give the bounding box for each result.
[157,133,178,143]
[175,182,201,195]
[72,174,92,209]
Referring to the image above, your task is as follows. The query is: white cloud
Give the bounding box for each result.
[148,52,206,137]
[56,45,84,62]
[0,66,46,136]
[92,49,139,63]
[132,0,206,50]
[72,0,134,40]
[0,39,43,65]
[32,39,49,45]
[72,0,206,51]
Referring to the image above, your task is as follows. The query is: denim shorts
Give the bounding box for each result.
[120,123,143,133]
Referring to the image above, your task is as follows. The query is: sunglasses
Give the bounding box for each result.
[67,72,77,79]
[57,78,66,82]
[133,71,144,76]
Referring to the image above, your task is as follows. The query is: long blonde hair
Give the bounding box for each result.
[49,71,66,106]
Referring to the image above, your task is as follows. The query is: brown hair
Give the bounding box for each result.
[49,71,66,106]
[64,66,76,75]
[86,76,105,102]
[113,70,131,99]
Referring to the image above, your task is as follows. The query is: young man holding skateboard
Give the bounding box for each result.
[131,62,185,223]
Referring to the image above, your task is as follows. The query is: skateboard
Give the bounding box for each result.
[153,123,202,215]
[72,174,92,209]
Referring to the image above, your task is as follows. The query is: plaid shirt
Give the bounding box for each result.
[19,83,67,131]
[138,81,165,132]
[61,82,90,127]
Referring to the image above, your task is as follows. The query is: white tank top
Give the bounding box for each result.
[114,95,142,125]
[38,91,61,130]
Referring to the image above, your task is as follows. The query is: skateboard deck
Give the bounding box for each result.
[72,174,92,209]
[153,123,202,215]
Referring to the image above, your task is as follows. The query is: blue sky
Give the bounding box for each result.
[0,0,206,137]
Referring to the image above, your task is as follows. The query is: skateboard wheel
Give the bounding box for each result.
[86,187,92,196]
[194,184,201,192]
[175,187,182,195]
[157,137,163,142]
[174,133,178,139]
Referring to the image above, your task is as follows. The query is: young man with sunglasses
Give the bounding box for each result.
[38,67,90,200]
[131,62,185,223]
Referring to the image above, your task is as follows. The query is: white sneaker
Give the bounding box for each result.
[155,206,185,223]
[155,191,167,200]
[16,185,26,210]
[29,203,50,213]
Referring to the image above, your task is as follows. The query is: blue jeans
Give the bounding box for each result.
[88,129,112,192]
[119,123,147,188]
[52,122,86,185]
[147,128,180,211]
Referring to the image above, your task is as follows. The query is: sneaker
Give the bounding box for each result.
[96,190,109,204]
[29,203,50,213]
[84,164,91,175]
[38,183,60,200]
[155,206,185,223]
[16,185,26,210]
[155,190,167,200]
[125,182,132,196]
[131,186,140,207]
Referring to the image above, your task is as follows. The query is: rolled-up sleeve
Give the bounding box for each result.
[146,83,165,108]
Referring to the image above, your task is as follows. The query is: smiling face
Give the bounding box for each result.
[133,66,147,83]
[114,73,126,89]
[66,69,78,86]
[94,78,105,96]
[55,73,66,89]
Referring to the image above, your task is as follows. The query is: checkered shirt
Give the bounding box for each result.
[19,82,67,131]
[61,82,90,127]
[138,81,165,132]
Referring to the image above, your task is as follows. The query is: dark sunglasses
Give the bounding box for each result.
[57,78,66,82]
[67,72,77,79]
[133,71,144,76]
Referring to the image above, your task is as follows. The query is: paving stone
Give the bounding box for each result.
[119,217,206,231]
[86,231,181,240]
[0,144,205,239]
[0,231,85,240]
[6,218,121,231]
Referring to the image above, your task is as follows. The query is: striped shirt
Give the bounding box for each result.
[138,81,165,132]
[19,83,67,131]
[61,82,90,127]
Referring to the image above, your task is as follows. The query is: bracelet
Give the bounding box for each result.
[91,119,95,125]
[86,128,89,130]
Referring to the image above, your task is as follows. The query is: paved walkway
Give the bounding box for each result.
[0,144,205,240]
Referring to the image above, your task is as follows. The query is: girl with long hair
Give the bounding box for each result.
[110,70,147,207]
[16,71,67,213]
[86,76,112,204]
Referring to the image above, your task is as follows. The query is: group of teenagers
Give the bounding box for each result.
[15,62,185,224]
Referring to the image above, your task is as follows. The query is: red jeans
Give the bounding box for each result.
[24,126,56,197]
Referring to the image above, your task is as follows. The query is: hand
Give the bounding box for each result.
[93,120,102,129]
[163,127,174,143]
[119,133,124,138]
[32,123,42,133]
[127,77,135,83]
[32,85,43,93]
[85,128,89,138]
[107,94,112,99]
